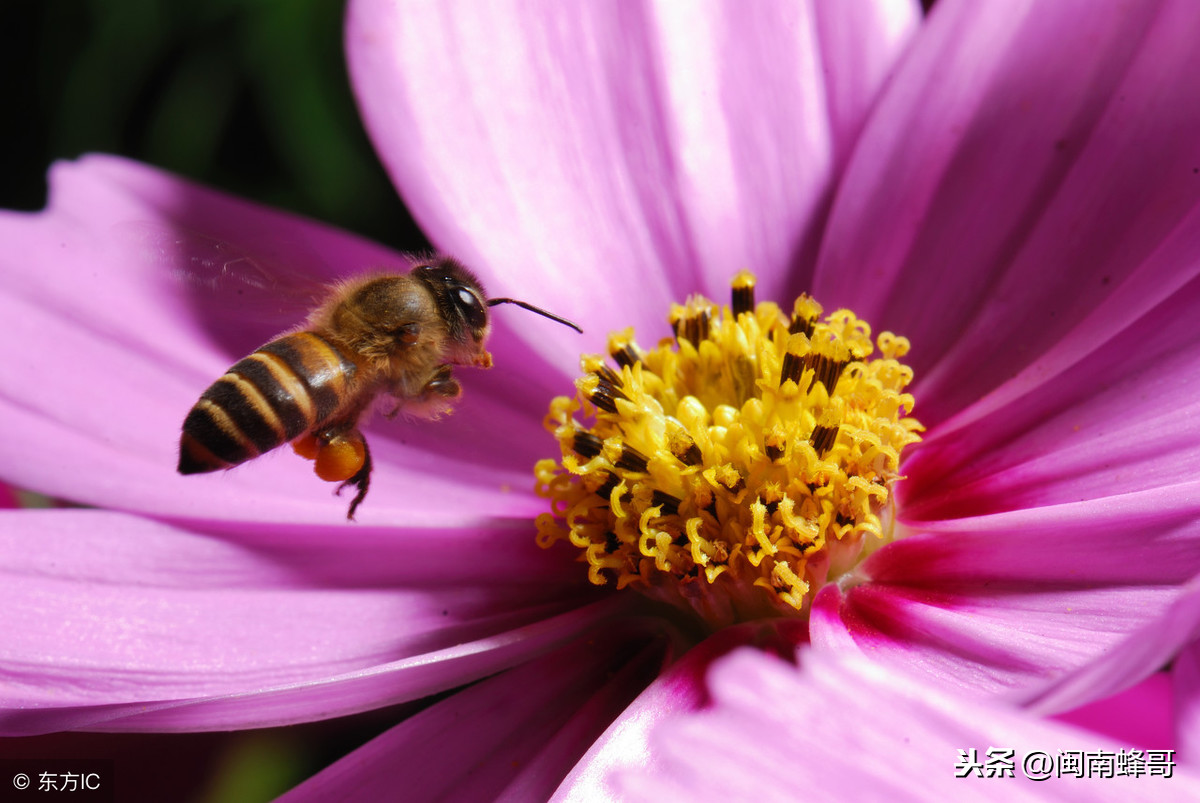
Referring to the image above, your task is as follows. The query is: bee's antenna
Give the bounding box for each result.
[487,297,583,333]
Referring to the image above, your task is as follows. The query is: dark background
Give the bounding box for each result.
[1,0,430,252]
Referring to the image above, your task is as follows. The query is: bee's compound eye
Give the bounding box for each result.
[456,288,487,331]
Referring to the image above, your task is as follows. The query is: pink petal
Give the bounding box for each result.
[813,580,1177,697]
[813,485,1200,696]
[1003,573,1200,710]
[1175,640,1200,766]
[0,155,561,525]
[900,251,1200,520]
[619,648,1200,800]
[277,620,680,802]
[0,509,611,734]
[346,0,919,365]
[811,0,920,167]
[816,0,1200,426]
[1012,577,1200,715]
[889,483,1200,586]
[1054,672,1174,751]
[551,620,808,802]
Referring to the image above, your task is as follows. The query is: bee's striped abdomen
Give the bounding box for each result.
[178,332,356,474]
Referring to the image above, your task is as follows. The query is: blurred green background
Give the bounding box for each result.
[1,0,429,252]
[1,1,431,801]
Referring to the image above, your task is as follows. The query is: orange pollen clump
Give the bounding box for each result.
[294,433,367,482]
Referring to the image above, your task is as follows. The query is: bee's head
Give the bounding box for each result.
[415,256,582,365]
[413,257,493,366]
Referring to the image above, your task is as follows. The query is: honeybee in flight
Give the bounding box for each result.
[178,256,581,519]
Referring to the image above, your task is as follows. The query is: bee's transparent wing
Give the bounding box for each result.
[120,221,336,353]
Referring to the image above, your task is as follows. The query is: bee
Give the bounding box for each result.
[178,256,580,519]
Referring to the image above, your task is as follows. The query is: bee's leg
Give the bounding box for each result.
[422,366,462,401]
[336,434,372,521]
[400,365,462,420]
[294,422,373,520]
[382,399,403,420]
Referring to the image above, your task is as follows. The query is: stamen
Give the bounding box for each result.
[603,530,621,553]
[614,443,650,474]
[789,294,821,337]
[651,490,682,516]
[595,473,621,499]
[579,365,628,413]
[572,431,604,460]
[804,353,847,393]
[779,335,806,386]
[765,426,787,461]
[608,328,646,369]
[809,423,840,456]
[595,363,622,388]
[671,298,713,346]
[731,269,756,317]
[671,436,704,467]
[535,273,923,629]
[709,464,745,495]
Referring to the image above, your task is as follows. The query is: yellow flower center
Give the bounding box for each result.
[534,271,923,628]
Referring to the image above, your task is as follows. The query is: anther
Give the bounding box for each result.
[603,531,621,553]
[651,490,682,516]
[673,307,712,346]
[673,439,704,466]
[780,336,806,386]
[596,364,622,388]
[805,353,848,393]
[615,443,650,473]
[596,472,621,499]
[810,423,840,456]
[765,425,788,462]
[789,294,821,337]
[587,385,621,413]
[789,315,815,337]
[666,422,704,466]
[731,270,756,318]
[712,465,745,494]
[608,331,646,369]
[585,370,628,413]
[572,431,604,460]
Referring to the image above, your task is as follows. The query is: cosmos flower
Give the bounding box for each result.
[3,0,1200,799]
